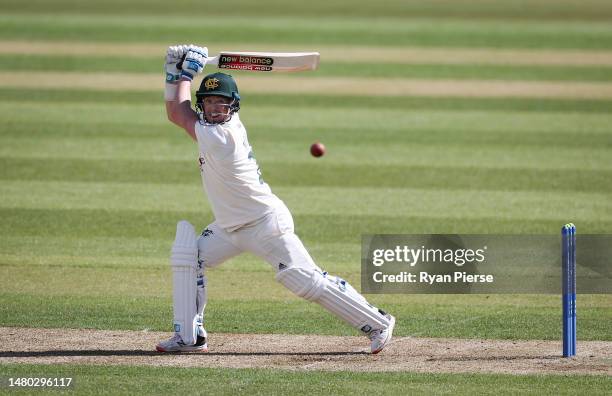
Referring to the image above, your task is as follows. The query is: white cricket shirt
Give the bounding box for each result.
[194,114,284,231]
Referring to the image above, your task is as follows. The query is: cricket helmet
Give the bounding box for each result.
[196,72,240,112]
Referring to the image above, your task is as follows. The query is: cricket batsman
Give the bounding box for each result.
[156,44,395,354]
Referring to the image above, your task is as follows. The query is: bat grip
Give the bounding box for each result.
[177,55,219,70]
[176,54,186,70]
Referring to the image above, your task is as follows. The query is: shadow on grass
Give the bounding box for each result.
[426,355,561,361]
[0,350,367,357]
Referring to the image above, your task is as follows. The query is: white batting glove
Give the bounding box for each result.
[164,44,189,83]
[180,45,208,81]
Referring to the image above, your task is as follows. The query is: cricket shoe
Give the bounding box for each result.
[369,314,396,354]
[156,331,208,353]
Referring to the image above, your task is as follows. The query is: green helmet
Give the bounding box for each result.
[196,72,240,105]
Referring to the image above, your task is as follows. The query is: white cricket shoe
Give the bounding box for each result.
[156,331,208,353]
[369,314,396,354]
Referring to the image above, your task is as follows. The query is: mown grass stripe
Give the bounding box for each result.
[0,294,610,340]
[0,235,357,272]
[2,181,612,220]
[0,72,604,103]
[0,262,318,300]
[1,364,611,396]
[0,235,171,263]
[2,120,610,148]
[4,0,612,20]
[3,88,612,113]
[2,254,608,312]
[0,205,580,250]
[3,40,612,67]
[4,72,612,99]
[2,100,612,136]
[3,54,612,82]
[2,14,612,49]
[2,136,610,171]
[3,252,611,307]
[2,205,612,241]
[2,157,612,193]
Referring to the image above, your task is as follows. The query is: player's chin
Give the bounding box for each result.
[207,115,229,124]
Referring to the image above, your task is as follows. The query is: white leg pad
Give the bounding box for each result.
[275,266,390,335]
[170,220,198,345]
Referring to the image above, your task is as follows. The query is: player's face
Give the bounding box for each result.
[203,96,232,124]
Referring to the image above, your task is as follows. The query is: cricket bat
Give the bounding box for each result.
[210,51,319,72]
[181,51,320,72]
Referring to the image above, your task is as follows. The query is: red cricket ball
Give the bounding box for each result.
[310,142,326,158]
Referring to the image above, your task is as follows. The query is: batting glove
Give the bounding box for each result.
[180,46,208,81]
[164,44,190,83]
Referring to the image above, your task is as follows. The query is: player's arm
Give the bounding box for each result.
[164,45,208,141]
[166,80,199,140]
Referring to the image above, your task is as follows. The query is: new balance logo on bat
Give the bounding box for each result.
[219,55,275,66]
[218,55,275,71]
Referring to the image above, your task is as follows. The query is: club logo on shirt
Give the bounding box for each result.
[198,156,205,171]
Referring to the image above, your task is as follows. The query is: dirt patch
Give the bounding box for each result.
[2,40,612,66]
[0,327,610,375]
[2,72,612,99]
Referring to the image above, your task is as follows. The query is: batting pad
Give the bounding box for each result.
[276,266,390,334]
[170,221,198,345]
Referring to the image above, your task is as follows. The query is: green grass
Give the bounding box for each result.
[1,364,610,396]
[3,0,612,20]
[2,14,612,49]
[1,293,610,340]
[3,89,612,113]
[2,182,612,227]
[4,54,612,82]
[3,157,612,193]
[1,0,611,392]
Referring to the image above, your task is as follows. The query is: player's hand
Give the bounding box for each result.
[165,44,190,83]
[180,46,208,81]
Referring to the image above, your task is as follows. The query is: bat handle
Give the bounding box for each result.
[177,55,219,70]
[176,54,186,70]
[206,56,219,66]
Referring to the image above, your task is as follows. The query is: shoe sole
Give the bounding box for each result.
[371,315,396,354]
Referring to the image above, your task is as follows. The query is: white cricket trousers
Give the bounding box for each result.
[197,205,318,273]
[195,206,391,336]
